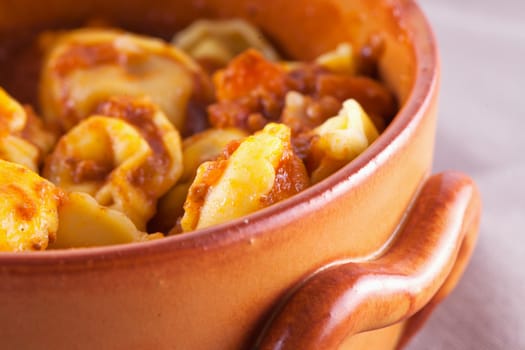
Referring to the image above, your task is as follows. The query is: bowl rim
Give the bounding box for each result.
[0,0,439,265]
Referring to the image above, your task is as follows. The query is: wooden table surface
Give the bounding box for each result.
[407,0,525,349]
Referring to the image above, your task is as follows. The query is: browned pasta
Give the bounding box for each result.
[0,160,63,251]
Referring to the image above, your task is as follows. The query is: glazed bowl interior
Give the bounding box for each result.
[0,0,435,259]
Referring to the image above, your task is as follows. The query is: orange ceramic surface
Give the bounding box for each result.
[0,1,480,349]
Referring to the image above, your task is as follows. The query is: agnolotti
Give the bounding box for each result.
[39,28,213,133]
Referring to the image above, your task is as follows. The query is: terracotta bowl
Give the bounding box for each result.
[0,0,481,349]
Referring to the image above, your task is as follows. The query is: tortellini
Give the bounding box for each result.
[153,127,247,233]
[0,159,157,252]
[180,123,309,232]
[0,160,63,252]
[172,19,280,71]
[44,96,183,230]
[180,127,248,182]
[281,91,341,136]
[315,43,356,75]
[309,99,379,183]
[52,192,161,249]
[0,88,56,171]
[40,28,213,133]
[0,22,396,250]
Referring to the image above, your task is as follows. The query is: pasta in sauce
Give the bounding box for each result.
[0,19,396,251]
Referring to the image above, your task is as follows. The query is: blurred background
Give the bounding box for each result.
[408,0,525,349]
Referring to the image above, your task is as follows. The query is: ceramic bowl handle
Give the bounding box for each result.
[253,172,481,350]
